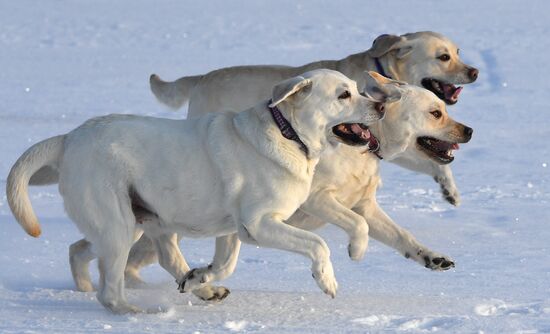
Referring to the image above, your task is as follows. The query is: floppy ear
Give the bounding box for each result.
[269,76,312,107]
[367,34,413,59]
[363,71,404,103]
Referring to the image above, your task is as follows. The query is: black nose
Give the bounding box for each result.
[463,126,473,139]
[468,68,479,82]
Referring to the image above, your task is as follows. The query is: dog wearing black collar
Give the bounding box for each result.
[7,69,382,313]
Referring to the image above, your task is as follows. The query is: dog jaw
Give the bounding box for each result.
[416,137,459,164]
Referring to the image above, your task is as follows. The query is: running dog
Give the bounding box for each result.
[151,31,479,206]
[68,72,472,302]
[7,70,383,313]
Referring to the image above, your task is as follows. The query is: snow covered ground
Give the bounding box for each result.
[1,0,549,332]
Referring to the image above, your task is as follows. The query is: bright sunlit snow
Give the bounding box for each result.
[1,1,549,333]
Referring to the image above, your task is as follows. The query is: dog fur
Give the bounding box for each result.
[28,32,479,294]
[150,31,479,205]
[168,73,473,296]
[67,72,473,300]
[7,69,382,313]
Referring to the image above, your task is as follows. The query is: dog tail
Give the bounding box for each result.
[149,73,202,110]
[6,135,65,237]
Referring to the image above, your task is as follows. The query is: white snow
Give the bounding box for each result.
[1,0,550,333]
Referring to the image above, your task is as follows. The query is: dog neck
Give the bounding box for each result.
[268,100,309,158]
[372,53,404,83]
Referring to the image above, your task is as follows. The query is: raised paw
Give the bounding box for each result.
[193,285,231,302]
[424,255,455,271]
[312,261,338,298]
[435,176,461,206]
[407,249,455,271]
[347,224,369,261]
[177,267,212,293]
[442,187,460,206]
[348,238,368,261]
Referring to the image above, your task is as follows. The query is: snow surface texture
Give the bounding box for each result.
[1,0,549,333]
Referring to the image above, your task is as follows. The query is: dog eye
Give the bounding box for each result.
[338,90,351,99]
[430,110,442,119]
[438,54,451,62]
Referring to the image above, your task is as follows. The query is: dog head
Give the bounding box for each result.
[367,31,479,105]
[269,69,385,154]
[364,71,473,164]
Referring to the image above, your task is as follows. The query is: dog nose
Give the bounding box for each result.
[463,126,473,140]
[468,68,479,82]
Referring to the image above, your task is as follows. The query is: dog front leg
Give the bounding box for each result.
[300,192,369,261]
[354,201,455,271]
[390,156,460,206]
[150,233,231,302]
[177,233,240,300]
[236,213,338,298]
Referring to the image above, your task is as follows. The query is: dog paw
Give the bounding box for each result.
[103,301,143,314]
[442,187,461,206]
[312,261,338,298]
[177,267,212,293]
[193,285,231,302]
[435,176,461,206]
[425,255,455,271]
[406,249,454,271]
[74,279,95,292]
[348,238,368,261]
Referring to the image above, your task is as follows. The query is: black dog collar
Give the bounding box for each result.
[374,57,392,79]
[268,100,309,157]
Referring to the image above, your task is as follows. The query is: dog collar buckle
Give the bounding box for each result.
[268,100,309,157]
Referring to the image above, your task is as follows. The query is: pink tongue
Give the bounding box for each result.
[443,85,462,101]
[452,143,460,150]
[451,86,463,100]
[351,124,370,140]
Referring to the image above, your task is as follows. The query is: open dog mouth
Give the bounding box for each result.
[332,123,380,151]
[421,78,463,105]
[416,137,459,164]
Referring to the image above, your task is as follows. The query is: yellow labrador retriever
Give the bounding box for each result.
[168,72,473,299]
[151,31,479,205]
[7,70,383,313]
[67,72,472,303]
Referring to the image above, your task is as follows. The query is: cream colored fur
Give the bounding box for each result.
[69,72,473,300]
[151,31,478,205]
[7,70,382,313]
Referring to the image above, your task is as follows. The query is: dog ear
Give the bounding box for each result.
[363,71,403,103]
[269,76,313,107]
[367,34,413,59]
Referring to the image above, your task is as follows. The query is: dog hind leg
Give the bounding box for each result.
[69,239,96,292]
[64,187,142,313]
[125,234,158,288]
